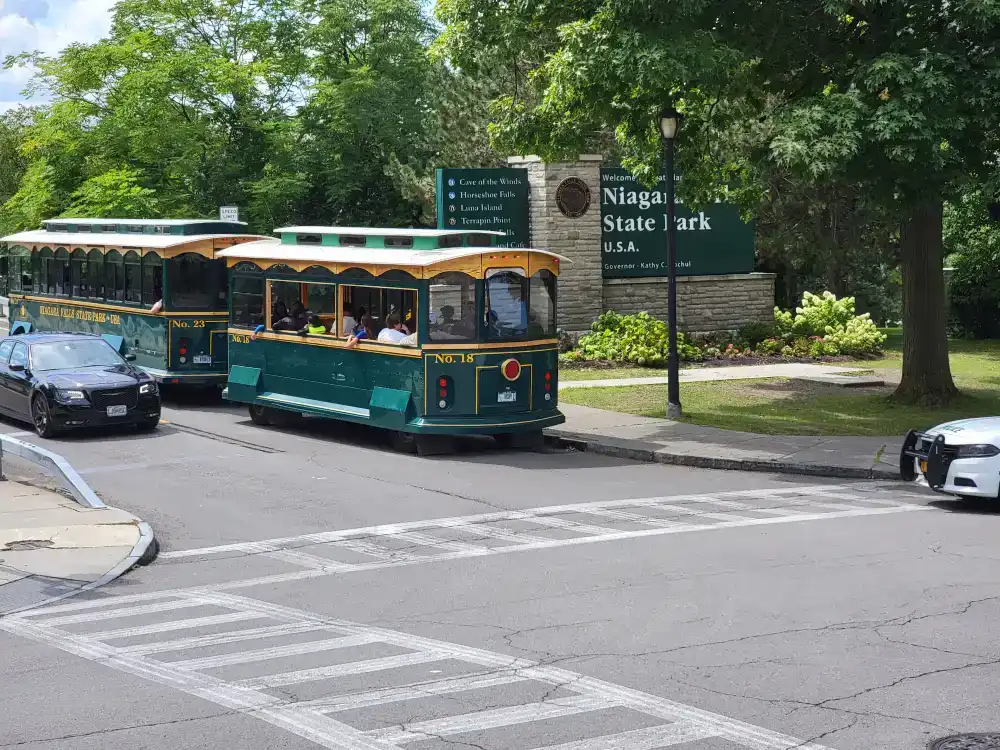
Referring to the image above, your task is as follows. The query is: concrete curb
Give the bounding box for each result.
[545,431,900,482]
[2,521,159,617]
[0,437,159,616]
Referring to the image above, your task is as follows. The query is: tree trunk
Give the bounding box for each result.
[892,200,958,405]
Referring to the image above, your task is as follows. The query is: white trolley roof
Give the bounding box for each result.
[217,239,570,267]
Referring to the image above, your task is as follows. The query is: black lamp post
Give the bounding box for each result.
[659,105,683,418]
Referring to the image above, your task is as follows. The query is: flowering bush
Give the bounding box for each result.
[774,291,885,356]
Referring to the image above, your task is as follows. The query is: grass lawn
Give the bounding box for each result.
[561,337,1000,436]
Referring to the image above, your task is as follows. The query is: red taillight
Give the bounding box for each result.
[545,372,552,381]
[437,375,453,410]
[501,358,521,382]
[545,383,551,392]
[179,338,190,356]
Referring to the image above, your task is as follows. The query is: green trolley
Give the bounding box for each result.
[2,219,267,385]
[220,227,567,447]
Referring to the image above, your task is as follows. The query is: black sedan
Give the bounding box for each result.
[0,333,161,438]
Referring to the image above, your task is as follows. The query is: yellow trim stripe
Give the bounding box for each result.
[424,339,559,351]
[228,328,422,358]
[14,295,227,319]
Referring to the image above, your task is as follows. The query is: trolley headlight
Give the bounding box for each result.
[57,389,86,401]
[955,444,1000,458]
[139,382,157,395]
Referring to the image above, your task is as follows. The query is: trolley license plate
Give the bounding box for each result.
[106,405,128,417]
[193,355,212,364]
[497,391,517,403]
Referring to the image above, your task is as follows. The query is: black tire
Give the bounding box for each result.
[137,417,160,431]
[31,394,54,439]
[266,407,298,428]
[248,404,271,425]
[390,431,418,454]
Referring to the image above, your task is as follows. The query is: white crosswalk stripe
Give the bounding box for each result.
[3,586,844,750]
[368,693,619,744]
[149,485,927,594]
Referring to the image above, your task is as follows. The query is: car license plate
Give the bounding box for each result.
[106,405,128,417]
[497,391,516,403]
[920,459,928,473]
[193,355,212,364]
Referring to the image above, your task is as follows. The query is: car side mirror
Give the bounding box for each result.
[124,353,137,362]
[9,363,25,372]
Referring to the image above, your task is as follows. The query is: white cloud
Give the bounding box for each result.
[0,0,115,106]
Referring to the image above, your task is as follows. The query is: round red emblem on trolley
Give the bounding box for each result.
[501,358,521,382]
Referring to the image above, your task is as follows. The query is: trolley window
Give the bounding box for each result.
[166,253,226,311]
[529,270,556,337]
[142,254,162,307]
[485,268,528,341]
[232,276,265,329]
[428,272,477,342]
[124,251,142,304]
[105,251,125,302]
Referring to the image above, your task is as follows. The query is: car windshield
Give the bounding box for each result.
[30,340,124,371]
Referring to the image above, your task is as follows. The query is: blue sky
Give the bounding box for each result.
[0,0,116,112]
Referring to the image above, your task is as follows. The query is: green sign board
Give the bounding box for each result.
[600,168,755,278]
[435,168,530,248]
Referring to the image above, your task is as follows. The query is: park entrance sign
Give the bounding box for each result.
[600,168,754,278]
[435,168,530,248]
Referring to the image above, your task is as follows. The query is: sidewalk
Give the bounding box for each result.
[560,362,881,390]
[0,480,155,615]
[547,403,900,480]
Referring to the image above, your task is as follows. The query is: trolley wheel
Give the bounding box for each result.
[495,430,544,451]
[267,407,299,428]
[248,404,271,426]
[390,431,418,454]
[416,435,455,456]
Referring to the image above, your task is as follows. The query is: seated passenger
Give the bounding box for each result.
[377,313,409,344]
[341,301,358,337]
[299,313,327,335]
[275,301,308,331]
[345,314,374,349]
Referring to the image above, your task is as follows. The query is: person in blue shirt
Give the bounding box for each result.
[345,314,374,348]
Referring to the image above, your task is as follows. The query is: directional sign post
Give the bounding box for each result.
[435,169,530,248]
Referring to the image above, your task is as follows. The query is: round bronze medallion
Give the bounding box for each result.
[555,177,592,218]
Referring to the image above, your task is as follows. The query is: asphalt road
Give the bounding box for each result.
[0,395,996,750]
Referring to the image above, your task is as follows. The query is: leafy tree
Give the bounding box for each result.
[3,0,442,232]
[439,0,1000,403]
[0,160,58,235]
[944,188,1000,339]
[61,167,161,219]
[0,108,34,210]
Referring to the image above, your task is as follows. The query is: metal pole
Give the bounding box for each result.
[665,138,683,418]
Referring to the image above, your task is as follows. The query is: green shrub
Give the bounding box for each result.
[755,337,782,356]
[737,321,777,348]
[574,311,703,366]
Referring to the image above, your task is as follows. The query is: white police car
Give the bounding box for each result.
[901,418,1000,499]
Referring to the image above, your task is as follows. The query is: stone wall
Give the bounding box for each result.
[602,273,777,334]
[508,155,604,332]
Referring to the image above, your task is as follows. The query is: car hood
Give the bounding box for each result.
[924,417,1000,444]
[39,366,142,389]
